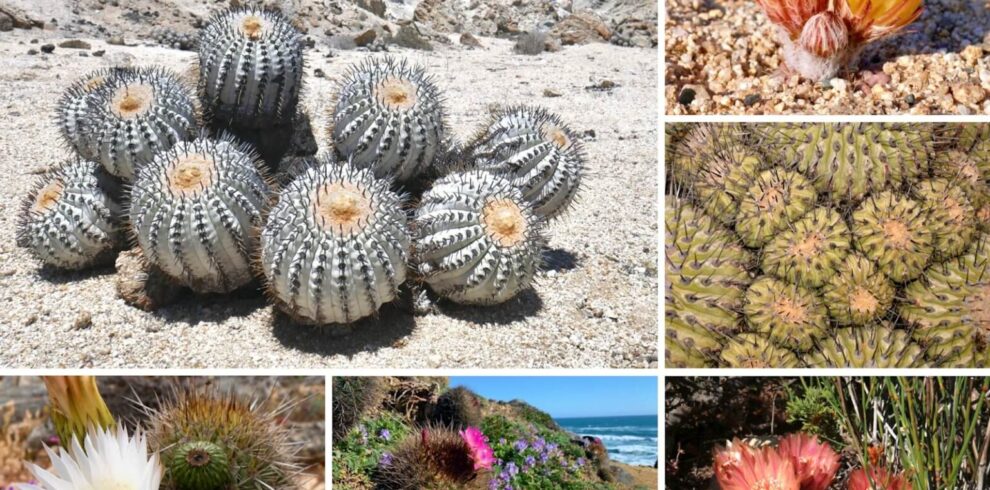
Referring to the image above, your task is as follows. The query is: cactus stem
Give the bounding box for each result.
[111,84,153,119]
[482,198,526,247]
[314,183,371,234]
[374,78,418,110]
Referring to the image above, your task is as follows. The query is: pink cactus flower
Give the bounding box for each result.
[459,427,495,471]
[716,444,800,490]
[777,433,839,490]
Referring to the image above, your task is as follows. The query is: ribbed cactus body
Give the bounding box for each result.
[56,67,133,161]
[91,67,198,181]
[260,157,410,325]
[330,57,447,182]
[129,134,270,293]
[467,106,584,220]
[199,8,304,128]
[17,160,123,270]
[414,170,545,305]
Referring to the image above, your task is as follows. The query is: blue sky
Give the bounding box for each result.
[447,376,658,419]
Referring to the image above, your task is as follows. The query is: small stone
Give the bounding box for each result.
[313,68,326,78]
[962,45,982,65]
[0,11,13,32]
[459,32,482,48]
[514,31,546,55]
[952,83,986,105]
[905,93,916,105]
[393,25,433,51]
[40,44,55,53]
[958,104,975,115]
[829,78,848,92]
[743,94,760,106]
[543,88,562,97]
[353,28,376,47]
[93,49,105,57]
[23,314,37,326]
[27,48,38,55]
[678,86,696,105]
[107,36,125,46]
[58,39,90,49]
[72,313,92,330]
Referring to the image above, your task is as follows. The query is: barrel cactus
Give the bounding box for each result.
[56,67,133,161]
[90,67,198,181]
[466,106,584,220]
[260,156,410,325]
[148,389,297,490]
[129,133,270,293]
[413,170,545,305]
[198,7,304,128]
[329,57,447,183]
[17,160,123,270]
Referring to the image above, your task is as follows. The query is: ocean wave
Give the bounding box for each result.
[611,444,660,454]
[609,453,658,466]
[583,434,658,442]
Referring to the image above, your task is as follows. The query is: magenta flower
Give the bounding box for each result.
[460,426,496,471]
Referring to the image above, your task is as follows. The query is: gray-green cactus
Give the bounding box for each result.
[329,57,447,183]
[56,67,133,161]
[260,156,410,324]
[129,133,270,293]
[414,170,545,305]
[198,8,304,128]
[17,160,124,270]
[90,67,198,181]
[467,106,584,220]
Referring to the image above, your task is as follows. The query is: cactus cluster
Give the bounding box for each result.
[666,122,990,368]
[374,424,481,489]
[17,6,589,330]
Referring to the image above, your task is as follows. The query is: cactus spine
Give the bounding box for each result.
[56,67,133,161]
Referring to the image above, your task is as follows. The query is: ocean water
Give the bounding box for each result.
[556,415,659,466]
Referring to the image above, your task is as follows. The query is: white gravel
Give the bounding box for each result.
[0,34,658,368]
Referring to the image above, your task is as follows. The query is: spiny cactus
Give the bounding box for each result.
[56,67,133,161]
[332,377,386,441]
[820,253,895,326]
[916,178,978,260]
[742,277,828,352]
[719,334,801,368]
[90,67,198,181]
[260,156,410,325]
[17,160,124,270]
[665,198,753,368]
[129,133,270,293]
[734,168,817,248]
[432,387,483,429]
[467,106,584,220]
[757,123,932,202]
[329,57,447,183]
[148,389,298,490]
[851,191,933,283]
[374,425,479,489]
[762,207,851,289]
[806,324,924,368]
[414,170,545,305]
[198,8,304,128]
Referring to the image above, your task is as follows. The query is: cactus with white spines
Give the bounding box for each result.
[17,160,124,270]
[260,156,410,325]
[329,57,448,183]
[56,67,133,161]
[414,170,546,305]
[467,106,585,220]
[129,133,270,294]
[198,8,304,128]
[90,67,198,181]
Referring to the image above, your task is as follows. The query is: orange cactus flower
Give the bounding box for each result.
[777,433,840,490]
[848,466,909,490]
[716,444,800,490]
[43,375,115,448]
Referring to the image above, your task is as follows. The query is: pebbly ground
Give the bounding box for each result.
[665,0,990,115]
[0,32,658,369]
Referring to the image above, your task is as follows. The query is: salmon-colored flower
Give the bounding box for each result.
[753,0,923,80]
[777,433,840,490]
[848,466,908,490]
[716,444,800,490]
